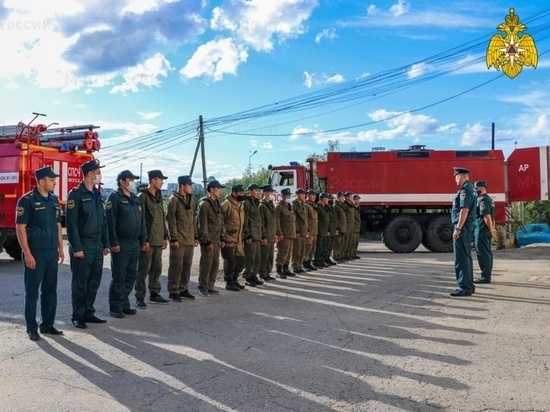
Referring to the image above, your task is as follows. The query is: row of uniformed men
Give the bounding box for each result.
[16,159,363,339]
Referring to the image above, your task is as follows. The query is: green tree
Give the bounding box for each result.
[518,201,550,224]
[308,139,340,192]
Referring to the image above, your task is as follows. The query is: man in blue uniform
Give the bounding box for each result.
[66,159,110,328]
[473,180,497,284]
[106,170,148,318]
[450,166,477,297]
[16,166,64,341]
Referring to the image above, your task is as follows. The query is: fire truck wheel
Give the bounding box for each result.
[3,236,22,260]
[423,214,454,253]
[382,216,422,253]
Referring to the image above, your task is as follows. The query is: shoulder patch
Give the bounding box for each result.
[460,190,466,200]
[67,199,75,209]
[480,201,485,211]
[17,206,25,216]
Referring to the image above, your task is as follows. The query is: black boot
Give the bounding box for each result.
[276,265,287,279]
[283,264,296,277]
[225,280,240,292]
[304,261,318,271]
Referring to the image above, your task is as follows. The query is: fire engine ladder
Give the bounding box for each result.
[0,125,20,141]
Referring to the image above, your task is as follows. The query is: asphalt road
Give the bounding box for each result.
[0,241,549,411]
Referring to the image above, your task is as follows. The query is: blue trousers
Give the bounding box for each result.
[109,240,139,312]
[24,249,58,333]
[453,225,474,292]
[475,229,493,280]
[70,240,104,321]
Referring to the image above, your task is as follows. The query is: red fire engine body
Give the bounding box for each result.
[0,113,100,259]
[268,145,550,253]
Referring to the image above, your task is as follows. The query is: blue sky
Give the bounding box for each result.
[1,0,549,188]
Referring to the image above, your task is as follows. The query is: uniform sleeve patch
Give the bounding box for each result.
[105,201,112,210]
[460,190,466,200]
[480,201,485,211]
[17,207,25,216]
[67,199,75,209]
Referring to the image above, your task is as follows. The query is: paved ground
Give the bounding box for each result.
[0,241,549,411]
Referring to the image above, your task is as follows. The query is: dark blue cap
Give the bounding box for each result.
[231,184,244,192]
[35,166,59,180]
[261,184,275,192]
[117,170,139,180]
[319,192,330,199]
[307,189,317,195]
[344,191,353,197]
[148,169,168,180]
[248,183,260,190]
[178,175,194,185]
[207,180,225,190]
[81,159,103,175]
[337,191,345,198]
[453,166,470,176]
[353,194,361,200]
[474,180,487,188]
[281,188,291,196]
[296,188,306,194]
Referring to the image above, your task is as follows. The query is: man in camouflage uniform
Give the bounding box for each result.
[313,192,331,268]
[333,192,348,263]
[243,183,264,286]
[303,189,319,271]
[197,180,225,296]
[136,170,169,307]
[259,185,277,281]
[221,184,246,292]
[275,188,296,278]
[166,175,198,302]
[291,188,309,273]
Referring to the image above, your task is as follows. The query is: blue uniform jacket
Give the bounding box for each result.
[105,188,147,247]
[451,180,476,227]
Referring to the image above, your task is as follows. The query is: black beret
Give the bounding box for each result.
[35,166,59,180]
[307,189,317,195]
[117,170,139,180]
[474,180,487,188]
[319,192,330,199]
[261,184,275,192]
[281,188,291,196]
[231,184,244,192]
[296,188,306,194]
[453,166,470,176]
[178,175,194,186]
[148,169,168,180]
[248,183,260,190]
[207,180,225,190]
[81,159,103,175]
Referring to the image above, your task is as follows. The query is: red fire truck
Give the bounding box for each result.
[268,144,550,253]
[0,113,100,259]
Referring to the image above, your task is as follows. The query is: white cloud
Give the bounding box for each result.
[303,71,345,88]
[5,81,18,90]
[137,111,162,120]
[327,74,345,83]
[303,71,314,88]
[461,123,487,146]
[407,62,428,79]
[180,37,248,81]
[389,0,410,17]
[261,141,273,149]
[110,53,171,94]
[315,28,336,43]
[210,0,318,52]
[366,5,377,16]
[358,72,370,79]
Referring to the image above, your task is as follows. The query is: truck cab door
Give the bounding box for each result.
[270,169,297,202]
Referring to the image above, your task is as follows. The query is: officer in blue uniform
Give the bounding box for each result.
[106,170,147,318]
[66,159,110,328]
[473,180,497,284]
[16,166,64,341]
[450,166,477,296]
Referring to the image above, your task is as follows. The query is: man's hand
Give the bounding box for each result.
[452,229,461,240]
[206,243,213,252]
[24,253,36,269]
[103,248,110,256]
[58,250,65,265]
[194,239,199,247]
[246,238,253,245]
[261,238,268,246]
[170,241,180,250]
[220,241,225,248]
[111,245,121,253]
[162,239,168,250]
[74,251,85,259]
[141,242,150,253]
[491,228,498,238]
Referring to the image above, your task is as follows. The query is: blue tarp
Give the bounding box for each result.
[515,223,550,247]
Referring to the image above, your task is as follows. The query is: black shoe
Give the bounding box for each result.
[110,311,125,318]
[450,289,473,297]
[180,290,196,300]
[245,278,258,287]
[198,289,209,297]
[27,330,40,341]
[72,319,87,329]
[208,288,220,295]
[169,294,182,302]
[473,278,491,284]
[277,273,287,279]
[149,294,170,304]
[353,255,361,259]
[266,275,276,281]
[254,276,264,285]
[294,268,305,274]
[123,308,137,315]
[233,280,245,290]
[284,269,296,277]
[40,327,64,335]
[326,259,337,266]
[304,262,318,271]
[136,299,147,309]
[226,282,240,291]
[85,315,107,323]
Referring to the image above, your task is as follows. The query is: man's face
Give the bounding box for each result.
[308,194,316,202]
[263,191,273,200]
[297,193,305,201]
[320,197,329,205]
[182,183,193,195]
[210,187,221,198]
[249,188,260,199]
[152,177,164,190]
[40,176,57,193]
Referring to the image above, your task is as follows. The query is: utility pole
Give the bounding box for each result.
[248,150,258,176]
[189,115,208,196]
